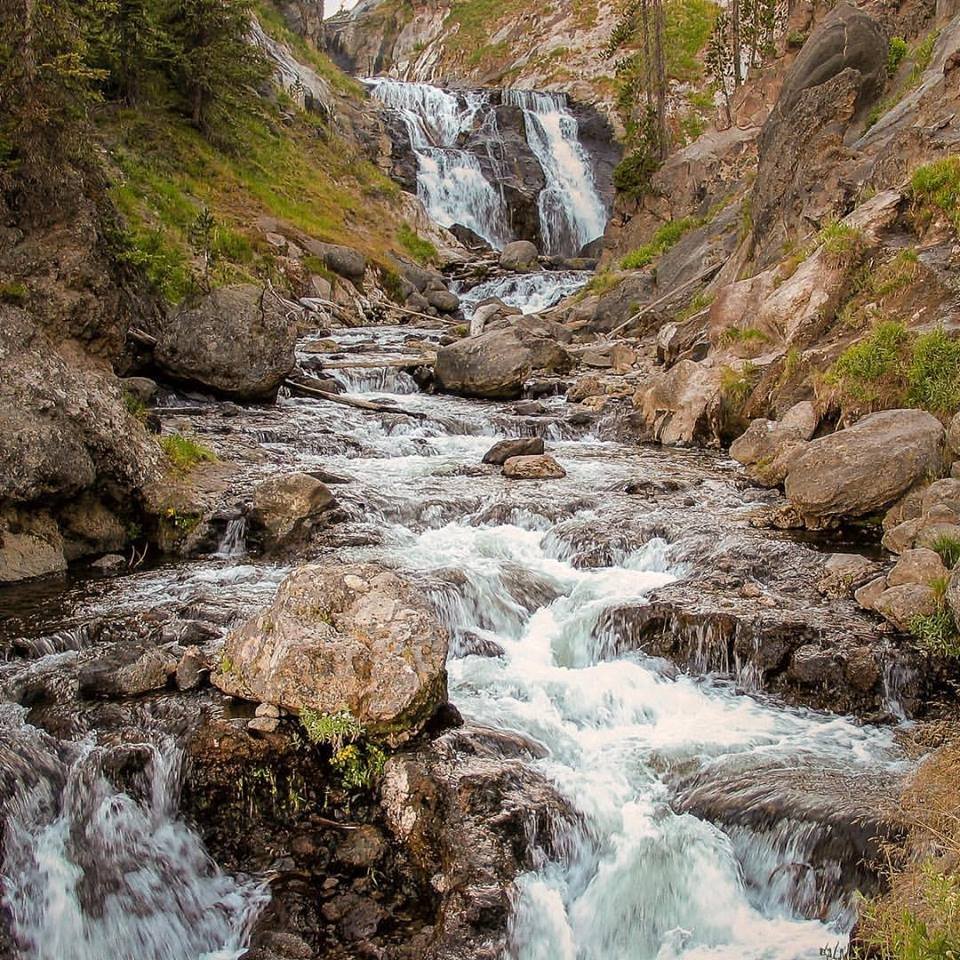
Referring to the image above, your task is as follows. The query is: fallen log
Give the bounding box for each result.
[284,378,428,420]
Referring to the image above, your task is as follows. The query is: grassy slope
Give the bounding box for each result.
[99,3,406,304]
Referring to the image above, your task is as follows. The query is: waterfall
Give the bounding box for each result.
[503,89,608,257]
[366,79,608,256]
[365,79,513,250]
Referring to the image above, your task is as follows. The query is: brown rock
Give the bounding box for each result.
[887,548,948,588]
[874,584,937,631]
[482,437,545,465]
[502,455,567,480]
[249,472,336,549]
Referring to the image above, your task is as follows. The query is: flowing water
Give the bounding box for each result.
[366,79,608,255]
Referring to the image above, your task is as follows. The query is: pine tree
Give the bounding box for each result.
[164,0,269,137]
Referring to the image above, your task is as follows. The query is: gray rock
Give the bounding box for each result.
[435,315,572,400]
[247,716,280,734]
[499,240,540,272]
[887,548,948,588]
[949,412,960,457]
[176,646,207,691]
[122,377,158,404]
[784,410,946,523]
[817,553,876,598]
[249,472,336,549]
[91,553,127,571]
[855,575,887,611]
[79,642,178,698]
[502,454,566,479]
[482,437,545,465]
[213,563,449,745]
[256,702,281,718]
[154,285,298,401]
[303,240,367,280]
[425,288,461,313]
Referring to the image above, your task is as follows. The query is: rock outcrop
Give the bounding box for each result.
[213,563,449,744]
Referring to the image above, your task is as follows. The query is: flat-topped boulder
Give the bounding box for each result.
[213,563,448,745]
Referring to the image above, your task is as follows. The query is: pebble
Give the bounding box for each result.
[247,716,279,734]
[256,702,281,718]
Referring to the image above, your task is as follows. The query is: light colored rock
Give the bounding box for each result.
[256,702,281,718]
[731,401,818,486]
[882,518,923,555]
[635,359,724,447]
[213,563,449,745]
[249,472,336,549]
[946,566,960,628]
[502,454,566,479]
[855,575,887,611]
[0,513,66,583]
[916,523,960,552]
[482,437,545,465]
[91,553,126,571]
[948,412,960,457]
[248,716,280,734]
[121,376,158,405]
[499,240,539,272]
[922,479,960,517]
[883,486,927,531]
[873,583,938,631]
[886,548,948,587]
[425,288,460,313]
[817,553,875,598]
[306,274,333,300]
[784,409,946,522]
[176,646,207,691]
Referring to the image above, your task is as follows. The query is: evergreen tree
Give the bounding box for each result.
[164,0,269,137]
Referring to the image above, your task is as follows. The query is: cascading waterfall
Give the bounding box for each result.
[366,79,608,255]
[365,79,513,249]
[502,89,608,257]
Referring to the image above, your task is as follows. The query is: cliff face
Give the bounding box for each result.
[325,0,621,113]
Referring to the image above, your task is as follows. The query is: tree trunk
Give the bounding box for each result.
[652,0,668,160]
[732,0,742,87]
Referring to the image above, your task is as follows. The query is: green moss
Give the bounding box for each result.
[674,291,714,322]
[620,216,701,269]
[720,326,769,346]
[159,433,217,471]
[0,280,28,304]
[396,223,437,264]
[911,156,960,232]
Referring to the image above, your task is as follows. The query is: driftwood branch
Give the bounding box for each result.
[284,378,427,419]
[603,263,722,341]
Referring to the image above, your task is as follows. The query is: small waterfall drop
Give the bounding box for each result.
[366,79,608,256]
[503,89,608,257]
[365,79,512,250]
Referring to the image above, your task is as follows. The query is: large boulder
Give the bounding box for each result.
[730,401,819,486]
[302,240,367,280]
[784,410,946,524]
[482,437,545,465]
[434,315,572,400]
[249,472,336,550]
[153,285,298,401]
[213,563,449,745]
[499,240,540,272]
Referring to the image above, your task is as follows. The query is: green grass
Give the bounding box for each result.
[931,535,960,570]
[719,362,758,407]
[817,221,866,265]
[620,216,701,269]
[871,248,921,297]
[827,322,960,416]
[887,36,909,76]
[300,708,363,750]
[396,223,438,264]
[123,390,149,421]
[911,156,960,232]
[910,608,960,657]
[865,30,940,131]
[159,433,217,471]
[674,291,714,322]
[0,280,27,304]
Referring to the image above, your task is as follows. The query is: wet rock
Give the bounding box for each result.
[424,288,460,313]
[79,641,177,698]
[454,632,506,658]
[153,285,298,401]
[247,716,280,734]
[817,553,877,598]
[855,576,887,611]
[0,511,67,582]
[502,454,566,480]
[213,563,448,745]
[434,315,572,400]
[512,400,546,416]
[91,553,127,571]
[481,437,545,465]
[249,472,336,550]
[337,825,388,868]
[784,410,946,524]
[499,240,539,272]
[176,646,208,691]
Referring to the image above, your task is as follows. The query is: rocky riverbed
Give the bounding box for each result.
[0,292,937,959]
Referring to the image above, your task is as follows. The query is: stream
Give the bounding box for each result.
[0,79,908,960]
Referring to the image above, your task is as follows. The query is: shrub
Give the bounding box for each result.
[159,433,216,471]
[620,216,700,269]
[828,321,909,406]
[612,145,661,201]
[911,156,960,231]
[123,390,149,421]
[719,362,758,407]
[330,743,388,791]
[931,535,960,570]
[397,223,437,264]
[887,36,909,75]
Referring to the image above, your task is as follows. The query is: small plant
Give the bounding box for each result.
[908,328,960,414]
[911,156,960,232]
[330,743,387,791]
[620,216,701,270]
[719,362,758,407]
[159,433,217,471]
[870,248,920,298]
[931,536,960,570]
[674,291,714,323]
[300,708,363,751]
[887,36,908,76]
[817,221,866,266]
[397,223,437,264]
[0,280,27,304]
[785,30,808,49]
[720,326,769,346]
[123,390,149,421]
[910,608,960,656]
